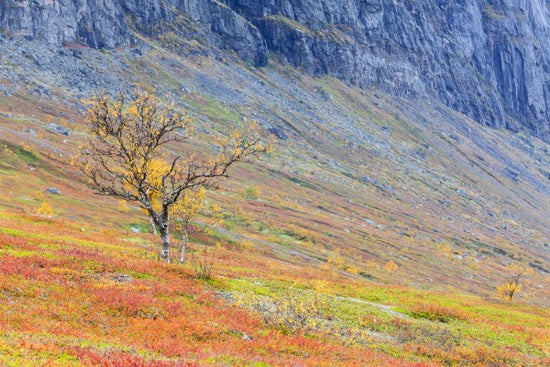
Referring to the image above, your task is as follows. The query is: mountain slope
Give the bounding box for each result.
[1,0,549,139]
[0,3,549,366]
[0,35,548,303]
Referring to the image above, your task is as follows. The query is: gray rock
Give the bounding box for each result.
[47,187,61,195]
[113,273,132,282]
[0,86,12,96]
[360,176,386,191]
[504,167,520,182]
[130,227,141,233]
[449,134,461,143]
[364,219,376,226]
[32,86,50,96]
[0,0,266,66]
[46,123,70,136]
[236,0,550,141]
[268,126,289,140]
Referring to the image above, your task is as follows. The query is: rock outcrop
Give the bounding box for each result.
[0,0,548,140]
[0,0,267,65]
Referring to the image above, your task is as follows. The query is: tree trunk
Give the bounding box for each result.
[160,221,170,262]
[150,217,157,235]
[180,227,188,264]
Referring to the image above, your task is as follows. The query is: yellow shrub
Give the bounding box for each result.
[497,280,522,301]
[33,190,45,200]
[325,249,345,271]
[384,261,399,272]
[346,264,360,275]
[239,240,254,252]
[36,201,54,217]
[244,186,260,200]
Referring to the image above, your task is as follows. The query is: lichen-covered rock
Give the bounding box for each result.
[0,0,548,140]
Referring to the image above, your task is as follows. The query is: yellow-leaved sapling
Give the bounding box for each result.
[170,188,224,263]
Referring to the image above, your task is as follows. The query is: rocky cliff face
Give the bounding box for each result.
[233,0,550,140]
[0,0,267,64]
[0,0,548,140]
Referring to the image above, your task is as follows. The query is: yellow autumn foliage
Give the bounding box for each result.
[384,261,399,272]
[497,280,522,301]
[170,188,206,232]
[77,90,269,262]
[36,201,54,217]
[235,289,332,334]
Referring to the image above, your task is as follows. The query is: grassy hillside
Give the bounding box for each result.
[0,35,549,365]
[0,211,548,366]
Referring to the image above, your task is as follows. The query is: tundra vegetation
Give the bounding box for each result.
[0,210,548,366]
[0,47,548,366]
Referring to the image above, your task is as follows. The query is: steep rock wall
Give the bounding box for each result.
[0,0,267,65]
[227,0,550,139]
[0,0,548,140]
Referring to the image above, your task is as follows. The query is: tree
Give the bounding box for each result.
[77,91,268,262]
[496,264,533,301]
[497,280,522,301]
[170,188,224,263]
[325,249,345,272]
[36,201,54,217]
[170,188,206,263]
[384,261,399,282]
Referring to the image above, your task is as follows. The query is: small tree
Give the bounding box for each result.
[497,280,522,301]
[170,188,206,263]
[77,91,268,262]
[190,242,217,280]
[170,188,225,263]
[384,261,399,282]
[497,264,534,301]
[36,201,54,217]
[324,249,345,272]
